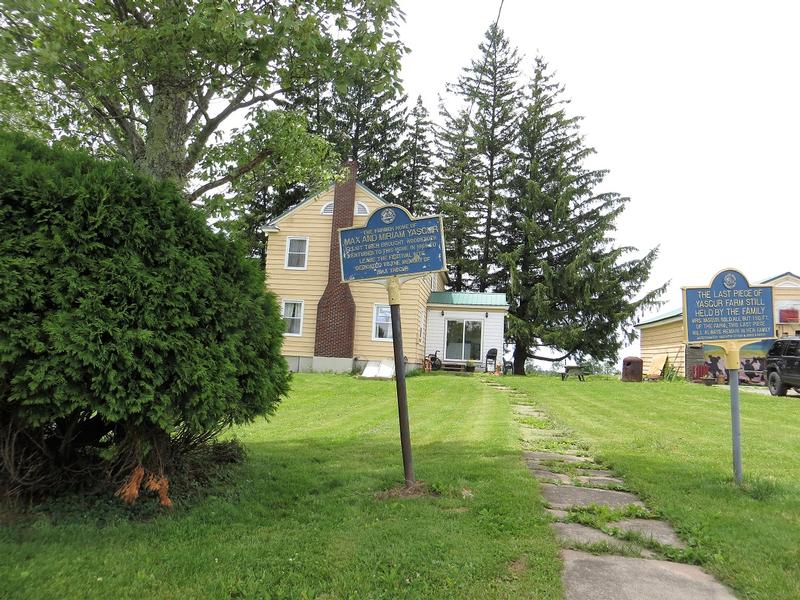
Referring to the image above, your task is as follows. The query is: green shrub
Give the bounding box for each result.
[0,131,289,500]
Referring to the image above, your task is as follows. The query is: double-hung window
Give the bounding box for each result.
[285,237,308,269]
[373,305,393,341]
[282,300,304,336]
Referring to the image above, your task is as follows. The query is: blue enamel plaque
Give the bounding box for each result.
[683,269,774,343]
[339,205,447,282]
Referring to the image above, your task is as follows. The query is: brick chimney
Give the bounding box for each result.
[314,162,357,357]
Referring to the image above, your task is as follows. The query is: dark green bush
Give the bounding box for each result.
[0,131,289,499]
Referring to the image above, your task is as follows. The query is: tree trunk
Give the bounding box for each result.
[513,343,527,375]
[138,83,190,184]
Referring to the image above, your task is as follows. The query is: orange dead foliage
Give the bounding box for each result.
[114,465,145,504]
[145,473,173,508]
[115,466,173,508]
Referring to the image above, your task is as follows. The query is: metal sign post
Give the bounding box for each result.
[387,276,414,484]
[683,269,774,484]
[338,205,447,486]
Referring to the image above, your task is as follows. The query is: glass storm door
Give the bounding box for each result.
[445,320,483,361]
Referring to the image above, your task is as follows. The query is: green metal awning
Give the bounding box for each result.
[428,292,508,308]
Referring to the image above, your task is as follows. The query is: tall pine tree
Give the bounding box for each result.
[454,24,521,291]
[500,58,664,374]
[433,104,480,291]
[397,96,435,213]
[294,65,408,200]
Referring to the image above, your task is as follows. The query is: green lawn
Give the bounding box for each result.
[503,376,800,600]
[0,374,562,599]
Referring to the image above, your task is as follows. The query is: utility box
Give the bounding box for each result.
[621,356,643,382]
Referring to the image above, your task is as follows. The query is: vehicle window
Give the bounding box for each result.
[786,341,800,357]
[768,340,787,357]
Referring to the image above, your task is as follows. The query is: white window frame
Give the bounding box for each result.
[320,201,370,216]
[282,299,304,337]
[372,303,393,342]
[444,318,484,361]
[284,236,309,270]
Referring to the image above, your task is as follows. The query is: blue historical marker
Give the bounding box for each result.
[683,269,774,343]
[682,268,775,486]
[339,204,448,487]
[339,205,446,283]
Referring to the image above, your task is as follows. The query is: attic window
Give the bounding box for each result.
[321,201,369,216]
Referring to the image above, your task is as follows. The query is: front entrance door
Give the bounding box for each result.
[445,319,483,361]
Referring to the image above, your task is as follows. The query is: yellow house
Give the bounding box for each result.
[264,165,509,373]
[636,272,800,379]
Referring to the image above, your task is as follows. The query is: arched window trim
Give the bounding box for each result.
[320,201,370,216]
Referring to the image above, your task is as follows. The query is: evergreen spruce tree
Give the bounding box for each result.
[397,96,435,213]
[433,104,480,291]
[500,58,664,374]
[455,24,521,291]
[293,66,408,200]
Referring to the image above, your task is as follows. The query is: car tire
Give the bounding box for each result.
[768,371,788,396]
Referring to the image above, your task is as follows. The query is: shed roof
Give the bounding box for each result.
[428,292,508,308]
[636,308,683,327]
[760,272,800,284]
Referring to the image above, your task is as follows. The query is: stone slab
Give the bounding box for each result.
[551,523,635,551]
[520,427,563,438]
[609,519,686,549]
[576,468,615,477]
[562,550,736,600]
[513,405,547,416]
[546,508,569,520]
[524,451,591,464]
[576,475,625,488]
[531,469,572,484]
[540,484,644,510]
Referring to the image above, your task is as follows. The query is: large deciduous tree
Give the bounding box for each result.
[499,58,664,374]
[0,0,406,200]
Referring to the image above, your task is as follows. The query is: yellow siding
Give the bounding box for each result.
[265,185,432,362]
[351,275,429,364]
[639,319,686,376]
[773,286,800,337]
[264,188,335,357]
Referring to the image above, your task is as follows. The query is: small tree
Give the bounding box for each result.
[0,131,289,501]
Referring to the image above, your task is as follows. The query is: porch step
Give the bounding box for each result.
[442,362,465,372]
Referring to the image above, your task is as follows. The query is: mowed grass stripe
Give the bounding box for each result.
[1,374,562,600]
[503,376,800,600]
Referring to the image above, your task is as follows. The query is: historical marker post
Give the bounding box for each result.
[339,205,447,486]
[683,269,774,484]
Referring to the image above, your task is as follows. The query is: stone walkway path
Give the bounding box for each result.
[484,380,737,600]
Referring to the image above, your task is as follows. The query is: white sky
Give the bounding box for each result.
[397,0,800,358]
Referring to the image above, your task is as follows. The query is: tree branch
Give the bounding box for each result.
[96,94,146,158]
[187,146,273,202]
[529,352,574,362]
[184,75,260,171]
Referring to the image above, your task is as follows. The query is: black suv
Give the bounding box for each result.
[765,337,800,396]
